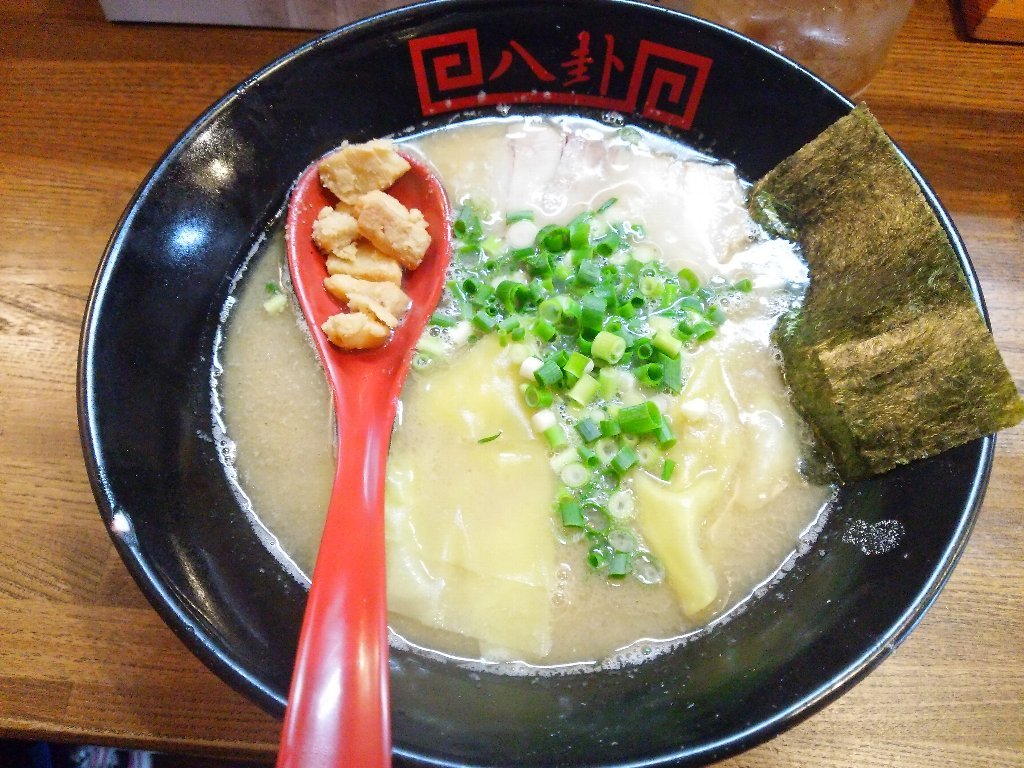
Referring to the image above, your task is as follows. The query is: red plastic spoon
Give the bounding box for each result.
[276,150,451,768]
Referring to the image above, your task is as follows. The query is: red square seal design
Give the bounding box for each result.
[630,41,712,130]
[408,29,486,116]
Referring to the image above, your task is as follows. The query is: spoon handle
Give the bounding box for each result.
[277,384,393,768]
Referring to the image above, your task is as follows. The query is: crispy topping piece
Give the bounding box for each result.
[321,311,390,350]
[311,206,359,255]
[323,274,411,329]
[318,139,411,205]
[326,241,403,285]
[355,190,431,269]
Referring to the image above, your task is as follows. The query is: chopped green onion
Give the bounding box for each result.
[654,419,676,449]
[559,499,585,528]
[603,317,623,335]
[639,275,664,298]
[661,458,677,481]
[568,210,594,227]
[592,331,626,365]
[550,448,579,474]
[598,368,619,398]
[733,277,753,293]
[531,409,557,433]
[660,353,683,393]
[692,319,717,342]
[446,279,469,312]
[510,245,538,262]
[532,318,558,343]
[576,259,602,286]
[506,209,535,224]
[596,197,618,214]
[567,373,599,406]
[265,281,282,295]
[534,357,563,387]
[593,231,621,257]
[538,298,563,323]
[560,462,591,488]
[478,431,502,444]
[610,445,639,475]
[608,529,638,553]
[453,204,483,242]
[615,300,636,320]
[495,280,523,311]
[595,437,619,464]
[632,338,654,361]
[471,309,499,332]
[607,551,631,578]
[498,316,521,334]
[563,351,593,380]
[519,355,543,379]
[583,504,610,532]
[543,226,572,253]
[652,329,683,358]
[575,418,602,443]
[481,236,503,257]
[634,363,664,388]
[617,401,662,434]
[568,247,591,267]
[523,251,553,277]
[659,282,679,309]
[577,445,600,468]
[544,424,569,450]
[430,311,459,327]
[706,304,728,326]
[416,333,446,360]
[262,293,287,314]
[677,267,700,294]
[579,293,606,332]
[678,296,703,313]
[599,418,621,437]
[587,546,609,569]
[607,490,635,520]
[569,219,591,249]
[521,383,554,409]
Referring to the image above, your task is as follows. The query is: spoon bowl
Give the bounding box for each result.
[277,151,451,768]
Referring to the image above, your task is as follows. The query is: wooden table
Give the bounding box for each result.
[1,0,1021,764]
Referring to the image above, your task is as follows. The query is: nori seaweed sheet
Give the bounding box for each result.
[751,105,1023,481]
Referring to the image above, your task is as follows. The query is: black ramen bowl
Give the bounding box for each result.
[78,0,993,765]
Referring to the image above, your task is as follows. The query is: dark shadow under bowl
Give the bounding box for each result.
[78,1,992,765]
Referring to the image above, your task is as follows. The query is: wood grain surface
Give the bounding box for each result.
[1,0,1021,765]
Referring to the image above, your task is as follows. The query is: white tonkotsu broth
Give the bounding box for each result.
[216,116,833,670]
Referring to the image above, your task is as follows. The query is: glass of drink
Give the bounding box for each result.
[657,0,914,95]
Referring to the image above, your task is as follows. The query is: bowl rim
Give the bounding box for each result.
[77,0,995,765]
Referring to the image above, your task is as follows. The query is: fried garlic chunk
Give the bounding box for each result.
[326,241,403,285]
[355,190,431,269]
[311,206,359,255]
[318,140,411,205]
[324,273,411,328]
[321,311,389,350]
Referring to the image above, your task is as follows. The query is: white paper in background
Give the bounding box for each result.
[97,0,413,29]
